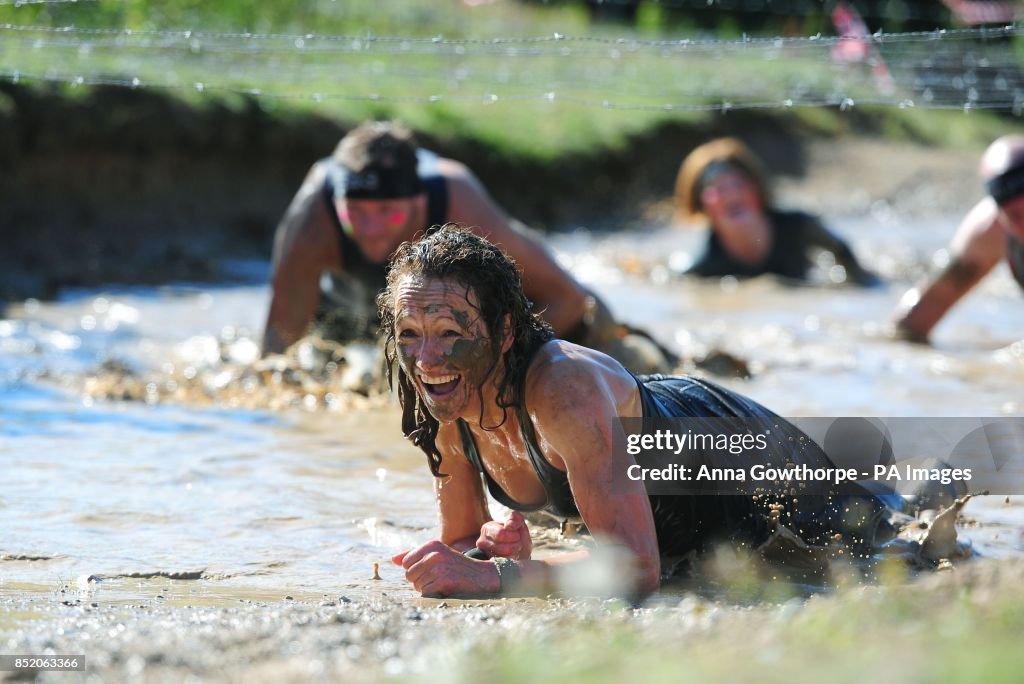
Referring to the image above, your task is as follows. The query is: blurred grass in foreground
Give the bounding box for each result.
[442,562,1024,684]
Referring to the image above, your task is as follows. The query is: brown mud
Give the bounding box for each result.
[0,82,987,302]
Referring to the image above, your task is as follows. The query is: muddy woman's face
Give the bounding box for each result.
[700,168,764,229]
[392,275,506,423]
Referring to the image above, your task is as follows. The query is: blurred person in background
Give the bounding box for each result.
[893,135,1024,343]
[673,137,881,286]
[261,120,670,374]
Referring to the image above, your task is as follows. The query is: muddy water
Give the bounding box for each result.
[2,215,1023,616]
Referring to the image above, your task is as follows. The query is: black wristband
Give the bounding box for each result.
[493,557,522,595]
[463,547,490,560]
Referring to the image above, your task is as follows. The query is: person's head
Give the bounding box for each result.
[329,121,427,263]
[981,135,1024,240]
[674,138,772,229]
[377,224,554,476]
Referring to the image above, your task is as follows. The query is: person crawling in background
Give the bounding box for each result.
[893,135,1024,343]
[673,137,881,286]
[260,120,671,375]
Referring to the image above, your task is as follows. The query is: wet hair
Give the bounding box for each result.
[674,137,772,223]
[330,121,422,199]
[377,224,555,477]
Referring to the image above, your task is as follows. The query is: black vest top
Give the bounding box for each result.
[686,210,820,280]
[455,374,665,519]
[1008,235,1024,292]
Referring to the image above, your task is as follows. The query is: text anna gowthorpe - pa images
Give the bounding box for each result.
[610,417,1024,497]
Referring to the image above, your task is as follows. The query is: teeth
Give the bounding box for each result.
[419,373,459,385]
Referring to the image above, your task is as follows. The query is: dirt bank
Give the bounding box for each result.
[0,82,985,302]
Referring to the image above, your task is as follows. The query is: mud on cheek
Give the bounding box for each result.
[447,338,497,384]
[395,344,417,379]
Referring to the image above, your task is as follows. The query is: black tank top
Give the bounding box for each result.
[454,373,665,519]
[1008,235,1024,292]
[317,149,450,340]
[453,373,892,560]
[686,210,821,280]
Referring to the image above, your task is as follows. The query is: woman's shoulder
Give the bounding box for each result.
[524,340,640,415]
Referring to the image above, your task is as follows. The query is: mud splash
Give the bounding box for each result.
[76,333,389,412]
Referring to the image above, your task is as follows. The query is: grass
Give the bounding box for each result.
[1,1,1022,164]
[435,565,1024,684]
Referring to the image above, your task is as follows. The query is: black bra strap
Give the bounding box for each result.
[456,418,546,512]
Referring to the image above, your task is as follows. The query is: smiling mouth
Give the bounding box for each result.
[418,373,462,397]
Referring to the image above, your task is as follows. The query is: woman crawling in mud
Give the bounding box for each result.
[382,224,898,598]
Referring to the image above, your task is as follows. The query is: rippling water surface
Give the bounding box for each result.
[2,216,1023,609]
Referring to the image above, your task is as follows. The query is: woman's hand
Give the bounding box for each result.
[392,540,500,597]
[476,511,533,560]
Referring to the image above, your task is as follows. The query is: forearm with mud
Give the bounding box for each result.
[492,549,660,597]
[894,261,987,342]
[498,550,590,595]
[260,326,291,357]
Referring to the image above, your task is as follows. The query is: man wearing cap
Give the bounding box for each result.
[260,121,671,373]
[893,135,1024,343]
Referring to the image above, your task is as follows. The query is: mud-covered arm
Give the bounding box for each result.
[261,164,341,356]
[433,423,493,552]
[892,199,1006,343]
[392,423,506,597]
[803,215,882,287]
[511,361,661,596]
[441,160,588,336]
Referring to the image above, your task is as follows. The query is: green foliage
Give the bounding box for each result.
[0,1,1020,165]
[425,575,1024,684]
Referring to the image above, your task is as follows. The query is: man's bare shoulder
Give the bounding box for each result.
[434,156,473,181]
[275,161,338,255]
[435,158,493,209]
[951,198,1007,265]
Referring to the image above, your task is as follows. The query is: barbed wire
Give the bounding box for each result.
[0,21,1018,51]
[3,68,1019,114]
[0,0,94,5]
[0,0,1004,23]
[0,20,1019,114]
[635,0,1017,23]
[0,34,957,58]
[6,32,1017,101]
